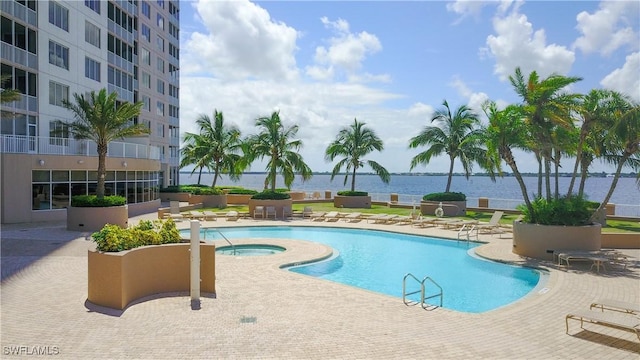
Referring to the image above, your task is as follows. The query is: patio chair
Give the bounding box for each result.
[566,309,640,340]
[168,201,183,222]
[373,214,399,224]
[254,206,265,219]
[366,214,389,223]
[590,299,640,315]
[310,211,326,221]
[226,211,239,221]
[302,206,313,219]
[342,212,362,223]
[324,211,341,222]
[265,206,276,220]
[189,211,205,220]
[475,211,504,234]
[202,210,218,221]
[411,216,437,228]
[283,205,293,219]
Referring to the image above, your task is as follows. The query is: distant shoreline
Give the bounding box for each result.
[179,171,638,178]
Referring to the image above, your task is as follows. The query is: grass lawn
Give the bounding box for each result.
[203,202,640,233]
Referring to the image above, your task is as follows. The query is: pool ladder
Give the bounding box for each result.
[402,273,443,310]
[457,224,478,242]
[204,228,236,255]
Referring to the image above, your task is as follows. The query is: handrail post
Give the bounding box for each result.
[190,220,201,309]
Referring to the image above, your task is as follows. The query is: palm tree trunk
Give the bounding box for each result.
[97,143,107,199]
[502,148,534,221]
[544,157,552,200]
[567,132,586,196]
[590,154,629,223]
[197,166,203,185]
[351,167,357,192]
[553,150,560,200]
[578,157,589,197]
[445,156,454,192]
[212,163,221,187]
[536,154,542,197]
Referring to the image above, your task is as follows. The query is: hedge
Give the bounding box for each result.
[71,195,126,207]
[422,192,466,201]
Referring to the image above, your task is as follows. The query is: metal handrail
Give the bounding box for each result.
[204,228,235,255]
[403,273,443,310]
[457,224,478,242]
[422,276,443,309]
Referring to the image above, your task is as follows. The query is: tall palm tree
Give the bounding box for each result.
[245,111,312,191]
[179,132,211,185]
[186,110,243,187]
[508,67,582,199]
[61,89,147,199]
[409,99,491,192]
[483,101,537,220]
[325,118,390,191]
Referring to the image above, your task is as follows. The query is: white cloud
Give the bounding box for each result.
[573,1,639,56]
[448,76,489,119]
[600,52,640,102]
[306,17,385,82]
[484,3,575,80]
[446,0,492,24]
[182,0,299,81]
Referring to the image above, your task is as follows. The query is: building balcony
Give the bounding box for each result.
[0,135,161,160]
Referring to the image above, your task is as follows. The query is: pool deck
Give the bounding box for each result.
[1,213,639,359]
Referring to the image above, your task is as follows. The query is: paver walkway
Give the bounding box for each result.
[1,214,639,359]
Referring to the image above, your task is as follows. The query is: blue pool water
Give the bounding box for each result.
[186,226,541,313]
[216,244,285,256]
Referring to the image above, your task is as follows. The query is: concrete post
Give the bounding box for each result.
[190,220,200,307]
[478,197,489,208]
[324,190,331,199]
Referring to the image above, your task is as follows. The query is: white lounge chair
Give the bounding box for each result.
[168,201,183,221]
[283,205,293,219]
[302,206,313,219]
[324,211,341,222]
[226,211,239,221]
[566,310,640,340]
[342,212,362,223]
[189,211,205,220]
[590,299,640,315]
[475,211,504,234]
[254,206,264,219]
[310,211,326,221]
[265,206,276,220]
[367,214,388,224]
[202,210,218,221]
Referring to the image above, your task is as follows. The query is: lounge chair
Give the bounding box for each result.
[310,211,326,221]
[324,211,341,222]
[189,210,205,220]
[342,212,362,223]
[283,205,293,219]
[302,206,313,219]
[254,206,264,219]
[367,214,388,223]
[168,201,183,221]
[373,214,399,224]
[265,206,276,220]
[555,251,610,272]
[433,218,462,229]
[566,310,640,340]
[226,211,239,221]
[202,210,218,221]
[412,216,437,228]
[475,211,504,234]
[590,299,640,315]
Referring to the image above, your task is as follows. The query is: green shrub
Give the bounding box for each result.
[422,192,466,201]
[71,195,126,207]
[191,187,224,195]
[228,188,259,195]
[159,185,181,193]
[518,195,596,226]
[337,190,369,196]
[160,184,212,193]
[251,191,291,200]
[91,218,181,252]
[275,188,290,193]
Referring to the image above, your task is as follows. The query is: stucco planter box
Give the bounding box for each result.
[87,243,216,310]
[333,195,371,209]
[159,192,192,202]
[420,201,466,217]
[226,194,253,205]
[288,191,306,201]
[248,199,293,219]
[189,194,227,208]
[67,205,128,232]
[512,221,601,260]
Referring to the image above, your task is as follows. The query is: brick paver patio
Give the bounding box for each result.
[1,214,639,359]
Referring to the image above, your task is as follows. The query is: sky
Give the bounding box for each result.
[177,0,640,174]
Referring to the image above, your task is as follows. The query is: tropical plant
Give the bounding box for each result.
[250,190,291,200]
[422,192,466,201]
[61,89,147,200]
[181,110,244,187]
[245,111,312,191]
[409,100,494,192]
[325,118,390,191]
[1,75,21,119]
[508,67,582,199]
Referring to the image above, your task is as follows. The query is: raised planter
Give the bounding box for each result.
[248,199,293,219]
[67,205,128,232]
[226,194,253,205]
[87,243,216,310]
[159,192,191,202]
[333,195,371,209]
[288,191,306,201]
[512,221,602,260]
[420,201,466,217]
[189,194,227,208]
[601,233,640,249]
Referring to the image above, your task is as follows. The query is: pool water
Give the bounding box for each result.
[187,226,541,313]
[216,244,285,256]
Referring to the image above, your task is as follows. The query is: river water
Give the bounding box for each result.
[180,173,639,217]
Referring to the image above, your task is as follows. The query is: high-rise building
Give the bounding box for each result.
[0,0,180,224]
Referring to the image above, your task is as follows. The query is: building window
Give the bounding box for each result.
[168,22,179,40]
[158,0,165,9]
[169,84,178,99]
[156,36,164,52]
[141,95,150,111]
[169,43,179,60]
[169,104,179,118]
[156,101,164,116]
[157,14,164,30]
[85,21,100,48]
[85,57,100,81]
[49,1,69,32]
[141,47,151,66]
[85,0,100,14]
[141,1,150,18]
[49,81,69,107]
[141,24,150,42]
[48,41,69,70]
[156,79,164,94]
[49,120,69,146]
[141,72,150,88]
[157,57,164,73]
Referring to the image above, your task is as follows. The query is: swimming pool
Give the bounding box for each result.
[216,244,285,256]
[187,226,542,313]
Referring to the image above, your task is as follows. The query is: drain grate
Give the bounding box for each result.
[240,316,257,324]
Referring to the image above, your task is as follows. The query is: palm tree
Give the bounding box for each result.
[245,111,312,191]
[483,101,537,220]
[61,89,147,199]
[508,67,582,199]
[409,99,491,192]
[179,132,211,185]
[1,75,21,119]
[185,110,243,187]
[325,118,390,191]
